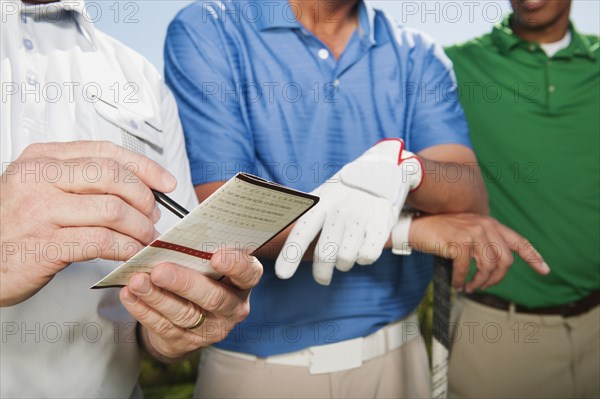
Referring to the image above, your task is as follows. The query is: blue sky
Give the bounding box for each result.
[93,0,600,72]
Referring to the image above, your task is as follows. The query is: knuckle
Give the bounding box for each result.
[103,196,126,223]
[479,261,494,272]
[97,141,118,157]
[235,301,251,322]
[93,155,109,170]
[204,288,227,313]
[458,232,472,244]
[253,260,264,282]
[499,256,513,269]
[176,272,195,297]
[136,304,155,322]
[172,302,199,328]
[136,155,153,176]
[142,188,156,216]
[445,244,459,259]
[481,216,495,227]
[141,222,156,244]
[22,143,45,158]
[454,266,469,279]
[154,317,176,337]
[472,224,485,236]
[92,228,114,251]
[243,259,263,288]
[182,333,205,351]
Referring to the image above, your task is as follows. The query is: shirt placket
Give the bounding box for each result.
[19,12,47,140]
[298,28,371,103]
[524,43,552,108]
[298,28,338,101]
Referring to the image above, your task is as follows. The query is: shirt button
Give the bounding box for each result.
[333,79,340,87]
[528,44,536,52]
[318,49,329,60]
[23,39,34,51]
[26,71,38,85]
[548,85,556,93]
[129,120,139,130]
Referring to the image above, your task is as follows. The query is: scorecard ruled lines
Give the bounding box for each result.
[92,173,319,288]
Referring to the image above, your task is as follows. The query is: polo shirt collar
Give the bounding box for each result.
[251,0,299,30]
[20,0,97,47]
[492,14,596,60]
[357,1,376,45]
[252,0,378,45]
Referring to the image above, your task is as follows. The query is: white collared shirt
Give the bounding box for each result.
[1,1,197,397]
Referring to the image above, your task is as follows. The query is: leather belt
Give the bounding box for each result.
[466,291,600,318]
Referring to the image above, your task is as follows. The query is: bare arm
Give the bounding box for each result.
[408,144,489,215]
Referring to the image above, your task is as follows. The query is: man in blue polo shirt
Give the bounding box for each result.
[164,0,543,397]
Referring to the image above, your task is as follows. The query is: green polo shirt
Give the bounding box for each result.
[445,16,600,308]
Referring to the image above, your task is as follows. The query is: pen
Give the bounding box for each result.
[151,190,189,219]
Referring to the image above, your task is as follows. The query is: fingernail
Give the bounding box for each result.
[154,229,161,240]
[162,172,176,191]
[131,275,151,295]
[122,289,138,304]
[541,262,551,274]
[153,266,176,287]
[218,256,234,273]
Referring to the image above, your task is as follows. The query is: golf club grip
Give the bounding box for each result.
[433,255,453,349]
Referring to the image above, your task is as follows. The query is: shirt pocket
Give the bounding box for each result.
[93,98,164,157]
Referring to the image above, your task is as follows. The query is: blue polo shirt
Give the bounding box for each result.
[165,0,471,357]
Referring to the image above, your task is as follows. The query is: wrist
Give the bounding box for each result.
[401,154,425,192]
[137,323,191,364]
[391,210,420,255]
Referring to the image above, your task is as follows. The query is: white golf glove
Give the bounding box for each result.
[275,139,424,285]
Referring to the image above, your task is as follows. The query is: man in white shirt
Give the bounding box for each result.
[0,0,263,396]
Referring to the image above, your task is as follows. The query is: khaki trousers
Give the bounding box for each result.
[448,296,600,399]
[194,335,431,399]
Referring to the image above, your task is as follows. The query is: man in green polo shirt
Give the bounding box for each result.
[444,0,599,397]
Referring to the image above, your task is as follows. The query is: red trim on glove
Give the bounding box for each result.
[375,138,405,165]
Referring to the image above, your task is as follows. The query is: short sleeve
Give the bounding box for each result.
[164,14,254,185]
[406,32,472,153]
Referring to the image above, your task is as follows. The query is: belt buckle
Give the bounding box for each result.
[309,338,363,375]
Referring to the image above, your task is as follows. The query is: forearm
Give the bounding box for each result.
[407,157,489,215]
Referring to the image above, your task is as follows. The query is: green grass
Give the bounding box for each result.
[143,384,195,399]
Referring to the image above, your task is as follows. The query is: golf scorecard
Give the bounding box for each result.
[92,173,319,288]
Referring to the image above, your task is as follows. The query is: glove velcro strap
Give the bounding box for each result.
[339,161,405,203]
[399,155,425,192]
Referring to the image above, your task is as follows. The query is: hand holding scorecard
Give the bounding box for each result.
[92,173,319,288]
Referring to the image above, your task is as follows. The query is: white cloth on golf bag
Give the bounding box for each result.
[275,139,424,285]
